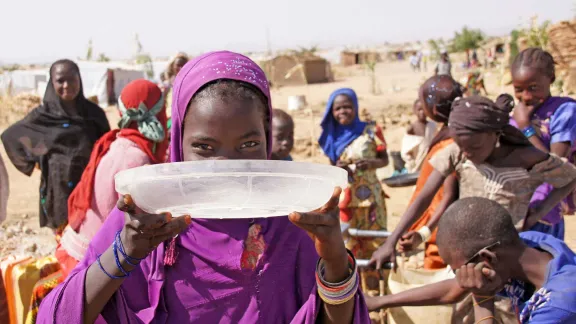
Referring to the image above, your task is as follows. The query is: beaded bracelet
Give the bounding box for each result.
[115,230,145,266]
[97,254,127,280]
[316,249,359,305]
[522,125,537,138]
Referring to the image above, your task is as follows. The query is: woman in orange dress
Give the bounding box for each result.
[395,75,462,269]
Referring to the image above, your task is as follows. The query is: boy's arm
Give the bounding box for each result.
[472,295,496,324]
[366,278,469,311]
[528,307,576,323]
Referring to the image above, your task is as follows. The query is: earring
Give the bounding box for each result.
[495,136,501,148]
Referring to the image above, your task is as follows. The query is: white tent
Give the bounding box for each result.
[76,61,146,107]
[0,69,47,96]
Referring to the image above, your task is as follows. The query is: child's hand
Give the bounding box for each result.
[398,231,422,252]
[513,101,538,129]
[289,187,348,264]
[117,194,191,259]
[454,262,504,296]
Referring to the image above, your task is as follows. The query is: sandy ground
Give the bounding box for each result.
[1,60,575,259]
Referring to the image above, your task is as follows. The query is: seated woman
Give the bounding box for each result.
[36,51,369,324]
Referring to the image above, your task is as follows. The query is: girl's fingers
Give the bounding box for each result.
[317,187,342,213]
[151,215,191,238]
[288,211,338,227]
[117,194,138,214]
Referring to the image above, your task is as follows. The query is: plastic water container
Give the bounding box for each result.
[115,160,347,219]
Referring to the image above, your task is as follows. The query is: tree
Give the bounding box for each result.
[86,39,93,61]
[97,53,110,62]
[451,27,484,65]
[522,16,550,49]
[451,26,484,53]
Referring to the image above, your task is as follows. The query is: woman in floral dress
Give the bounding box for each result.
[319,88,389,291]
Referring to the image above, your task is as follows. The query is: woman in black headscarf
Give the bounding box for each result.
[1,59,110,233]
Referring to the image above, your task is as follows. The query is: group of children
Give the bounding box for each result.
[0,46,575,323]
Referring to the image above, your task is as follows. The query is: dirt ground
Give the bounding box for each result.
[1,60,575,259]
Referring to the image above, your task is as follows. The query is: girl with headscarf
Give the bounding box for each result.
[371,94,576,270]
[318,88,389,294]
[57,79,168,277]
[24,80,168,324]
[36,51,369,324]
[1,59,110,233]
[388,75,462,270]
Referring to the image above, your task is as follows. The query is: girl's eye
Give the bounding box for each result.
[192,143,213,151]
[528,85,538,91]
[241,141,260,149]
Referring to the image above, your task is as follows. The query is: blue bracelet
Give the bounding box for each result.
[522,125,537,138]
[115,231,145,266]
[97,254,127,280]
[113,240,130,277]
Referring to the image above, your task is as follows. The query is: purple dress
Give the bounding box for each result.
[511,97,576,239]
[36,51,370,323]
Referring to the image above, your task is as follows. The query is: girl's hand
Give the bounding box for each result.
[513,101,537,129]
[117,194,191,259]
[398,231,422,252]
[369,240,397,270]
[289,187,347,264]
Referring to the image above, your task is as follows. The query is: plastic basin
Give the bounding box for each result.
[115,160,348,219]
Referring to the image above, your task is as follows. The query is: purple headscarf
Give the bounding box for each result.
[170,51,273,162]
[37,51,369,324]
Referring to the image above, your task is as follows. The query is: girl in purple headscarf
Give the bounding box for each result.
[36,51,370,324]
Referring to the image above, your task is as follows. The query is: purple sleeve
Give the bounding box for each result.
[290,235,370,323]
[550,103,576,145]
[36,208,132,324]
[527,307,576,323]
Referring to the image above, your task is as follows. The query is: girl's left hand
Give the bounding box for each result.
[289,187,347,263]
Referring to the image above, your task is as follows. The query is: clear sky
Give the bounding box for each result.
[1,0,573,64]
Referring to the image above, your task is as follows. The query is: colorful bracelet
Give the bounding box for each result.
[522,125,537,138]
[316,249,359,305]
[115,230,145,266]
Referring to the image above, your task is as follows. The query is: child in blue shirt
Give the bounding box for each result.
[368,197,576,323]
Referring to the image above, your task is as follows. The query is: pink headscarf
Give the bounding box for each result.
[170,51,273,162]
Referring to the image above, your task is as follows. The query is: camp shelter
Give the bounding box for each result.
[75,61,146,107]
[259,54,332,87]
[340,51,381,66]
[0,69,47,96]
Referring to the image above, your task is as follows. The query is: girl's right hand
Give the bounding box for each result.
[116,194,191,259]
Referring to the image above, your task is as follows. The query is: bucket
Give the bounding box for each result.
[387,256,456,324]
[288,95,307,111]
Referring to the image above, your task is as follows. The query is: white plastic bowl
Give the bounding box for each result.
[115,160,348,219]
